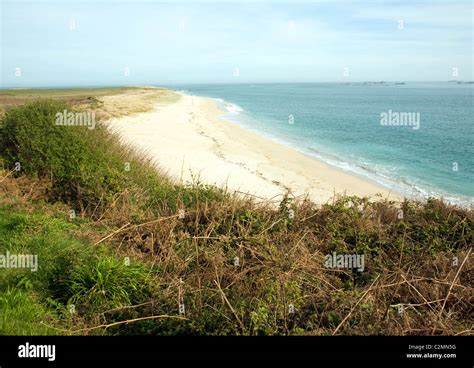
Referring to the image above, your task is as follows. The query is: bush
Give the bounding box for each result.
[67,255,151,314]
[0,100,159,216]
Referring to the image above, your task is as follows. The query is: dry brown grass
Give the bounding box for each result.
[0,86,180,119]
[3,169,471,336]
[95,87,180,120]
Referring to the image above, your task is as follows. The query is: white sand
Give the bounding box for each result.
[106,92,402,204]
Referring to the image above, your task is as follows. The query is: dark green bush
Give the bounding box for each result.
[0,100,137,214]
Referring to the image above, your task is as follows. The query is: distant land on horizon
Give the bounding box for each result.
[1,80,474,90]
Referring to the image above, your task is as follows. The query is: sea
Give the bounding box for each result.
[164,82,473,207]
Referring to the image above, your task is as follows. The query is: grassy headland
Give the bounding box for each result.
[0,89,472,335]
[0,86,179,119]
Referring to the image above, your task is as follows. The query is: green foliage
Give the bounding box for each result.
[67,255,151,313]
[248,279,304,335]
[0,287,58,335]
[0,206,152,334]
[0,100,125,209]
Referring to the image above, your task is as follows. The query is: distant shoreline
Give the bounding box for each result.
[1,80,473,90]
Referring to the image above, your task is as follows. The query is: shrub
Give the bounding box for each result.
[67,255,151,314]
[0,100,128,210]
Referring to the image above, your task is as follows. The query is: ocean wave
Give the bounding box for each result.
[214,98,244,115]
[305,147,473,207]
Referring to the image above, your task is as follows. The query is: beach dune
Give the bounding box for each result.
[106,91,401,204]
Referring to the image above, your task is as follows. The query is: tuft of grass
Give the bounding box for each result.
[67,255,151,314]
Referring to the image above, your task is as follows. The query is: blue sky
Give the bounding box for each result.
[1,0,472,87]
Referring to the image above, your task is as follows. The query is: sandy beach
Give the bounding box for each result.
[106,91,402,204]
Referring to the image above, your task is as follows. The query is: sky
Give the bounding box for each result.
[0,0,472,87]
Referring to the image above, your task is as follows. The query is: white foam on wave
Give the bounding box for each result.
[304,147,474,207]
[213,98,244,115]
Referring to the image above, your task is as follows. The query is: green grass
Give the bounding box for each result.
[68,255,151,314]
[0,287,58,335]
[0,207,80,334]
[0,86,173,99]
[0,205,153,335]
[0,86,180,117]
[0,87,155,109]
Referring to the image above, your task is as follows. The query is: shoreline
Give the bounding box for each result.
[210,96,411,201]
[172,90,473,208]
[105,89,403,204]
[209,97,412,201]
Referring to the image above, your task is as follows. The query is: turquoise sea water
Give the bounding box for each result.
[165,83,473,206]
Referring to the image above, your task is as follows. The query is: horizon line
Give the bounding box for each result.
[1,80,473,90]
